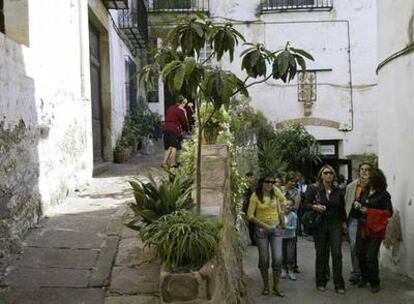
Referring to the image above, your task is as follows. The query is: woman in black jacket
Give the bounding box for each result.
[304,165,347,294]
[355,167,393,293]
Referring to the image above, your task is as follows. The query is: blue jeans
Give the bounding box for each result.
[348,218,361,278]
[282,238,296,269]
[313,222,345,288]
[255,226,283,271]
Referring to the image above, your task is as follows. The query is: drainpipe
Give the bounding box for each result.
[78,0,86,98]
[340,20,354,132]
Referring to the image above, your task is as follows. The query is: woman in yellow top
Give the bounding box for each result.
[247,176,287,296]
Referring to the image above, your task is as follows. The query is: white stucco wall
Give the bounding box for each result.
[208,0,378,159]
[23,0,93,211]
[108,9,136,146]
[1,0,139,214]
[377,0,414,279]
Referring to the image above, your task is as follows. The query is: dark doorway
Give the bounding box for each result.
[0,0,5,33]
[308,140,352,183]
[125,57,137,114]
[89,24,104,163]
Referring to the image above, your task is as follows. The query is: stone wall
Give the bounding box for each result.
[0,33,40,257]
[160,144,247,303]
[0,121,41,257]
[0,1,143,256]
[201,145,247,303]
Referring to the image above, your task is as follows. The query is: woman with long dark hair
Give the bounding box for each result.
[355,167,393,293]
[247,176,287,296]
[304,165,347,294]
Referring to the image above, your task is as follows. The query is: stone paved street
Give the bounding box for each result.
[0,143,165,304]
[1,138,414,304]
[244,236,414,304]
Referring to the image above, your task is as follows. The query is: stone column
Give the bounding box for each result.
[199,144,230,219]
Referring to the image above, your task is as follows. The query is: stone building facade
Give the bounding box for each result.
[377,0,414,279]
[0,0,147,257]
[148,0,378,179]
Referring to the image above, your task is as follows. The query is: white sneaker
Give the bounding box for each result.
[281,269,287,279]
[288,271,296,281]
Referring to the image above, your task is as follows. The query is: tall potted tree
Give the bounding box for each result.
[139,15,314,214]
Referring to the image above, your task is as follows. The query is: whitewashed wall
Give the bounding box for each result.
[377,0,414,279]
[208,0,378,160]
[0,0,140,255]
[108,9,136,147]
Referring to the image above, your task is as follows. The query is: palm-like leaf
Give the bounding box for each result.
[241,43,273,78]
[209,23,245,62]
[167,16,209,56]
[127,174,194,230]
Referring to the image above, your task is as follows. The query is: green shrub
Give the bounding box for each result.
[127,174,193,230]
[114,137,129,153]
[140,210,221,272]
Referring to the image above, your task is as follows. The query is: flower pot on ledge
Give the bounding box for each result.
[160,261,216,303]
[201,128,219,145]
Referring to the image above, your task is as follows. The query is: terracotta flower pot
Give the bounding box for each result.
[113,150,129,163]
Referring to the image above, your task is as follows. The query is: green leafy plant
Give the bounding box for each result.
[114,137,129,153]
[137,14,314,214]
[272,123,321,171]
[127,174,193,230]
[258,141,289,177]
[199,104,230,144]
[140,210,221,272]
[176,137,196,178]
[122,115,138,147]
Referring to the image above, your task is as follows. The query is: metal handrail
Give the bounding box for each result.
[148,0,209,12]
[261,0,333,12]
[118,0,148,48]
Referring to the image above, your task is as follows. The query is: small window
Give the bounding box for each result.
[298,71,317,102]
[0,0,5,34]
[125,57,138,113]
[198,44,213,65]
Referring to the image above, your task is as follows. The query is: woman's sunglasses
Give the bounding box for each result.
[322,171,333,175]
[264,180,276,184]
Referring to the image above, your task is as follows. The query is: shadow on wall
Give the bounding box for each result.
[0,33,41,257]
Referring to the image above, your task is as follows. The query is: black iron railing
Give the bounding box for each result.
[261,0,333,12]
[118,0,148,49]
[149,0,209,12]
[103,0,129,9]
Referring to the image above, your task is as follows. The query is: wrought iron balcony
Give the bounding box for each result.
[118,0,148,49]
[148,0,209,13]
[261,0,333,12]
[103,0,129,9]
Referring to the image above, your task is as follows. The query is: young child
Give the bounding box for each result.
[282,199,298,280]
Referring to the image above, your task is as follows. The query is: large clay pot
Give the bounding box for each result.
[113,150,129,163]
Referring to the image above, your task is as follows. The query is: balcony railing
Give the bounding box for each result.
[118,0,148,49]
[148,0,209,12]
[103,0,129,9]
[261,0,333,12]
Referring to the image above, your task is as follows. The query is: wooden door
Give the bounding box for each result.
[89,25,104,162]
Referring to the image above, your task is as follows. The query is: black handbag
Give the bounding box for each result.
[302,210,321,233]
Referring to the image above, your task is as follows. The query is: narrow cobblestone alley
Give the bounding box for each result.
[244,236,414,304]
[0,143,165,304]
